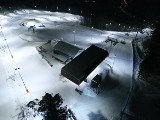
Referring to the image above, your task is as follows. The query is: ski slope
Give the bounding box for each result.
[0,9,151,120]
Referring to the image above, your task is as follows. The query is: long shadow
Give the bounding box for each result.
[101,72,120,91]
[88,110,108,120]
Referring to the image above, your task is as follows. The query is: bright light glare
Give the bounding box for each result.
[35,114,43,120]
[0,9,152,120]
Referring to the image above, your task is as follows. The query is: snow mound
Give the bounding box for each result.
[83,85,97,97]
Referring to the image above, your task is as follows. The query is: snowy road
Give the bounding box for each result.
[0,9,150,120]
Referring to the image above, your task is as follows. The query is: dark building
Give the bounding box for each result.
[52,41,81,63]
[61,45,109,85]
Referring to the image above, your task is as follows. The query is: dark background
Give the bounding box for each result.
[0,0,159,29]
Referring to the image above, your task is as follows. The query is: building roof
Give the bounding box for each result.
[52,41,81,62]
[61,45,109,85]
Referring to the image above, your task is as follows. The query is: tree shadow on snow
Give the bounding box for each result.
[88,110,108,120]
[101,73,120,91]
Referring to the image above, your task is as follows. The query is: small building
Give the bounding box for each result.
[52,41,81,63]
[61,45,109,85]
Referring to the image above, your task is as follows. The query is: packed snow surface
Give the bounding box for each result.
[0,9,151,120]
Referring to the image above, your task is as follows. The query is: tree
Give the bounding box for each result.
[138,23,160,88]
[18,93,77,120]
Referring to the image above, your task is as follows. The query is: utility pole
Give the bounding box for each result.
[91,26,93,40]
[73,30,75,45]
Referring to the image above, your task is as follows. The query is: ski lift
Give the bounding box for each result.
[90,74,102,95]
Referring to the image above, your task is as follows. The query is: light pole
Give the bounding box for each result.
[73,30,75,45]
[68,8,71,13]
[106,24,108,30]
[118,24,120,31]
[56,6,58,12]
[91,26,93,40]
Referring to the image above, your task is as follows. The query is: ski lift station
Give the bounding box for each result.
[61,44,109,85]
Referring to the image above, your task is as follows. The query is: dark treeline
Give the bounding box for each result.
[0,0,159,19]
[0,0,120,14]
[138,23,160,89]
[0,0,159,30]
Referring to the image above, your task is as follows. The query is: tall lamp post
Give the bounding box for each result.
[56,6,58,12]
[118,24,121,31]
[91,26,93,40]
[106,24,108,30]
[73,30,76,45]
[68,8,71,13]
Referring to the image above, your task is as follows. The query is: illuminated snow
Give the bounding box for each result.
[0,9,152,120]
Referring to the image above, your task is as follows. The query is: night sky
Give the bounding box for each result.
[0,0,159,22]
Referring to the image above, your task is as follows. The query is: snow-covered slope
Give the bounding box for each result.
[0,9,151,120]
